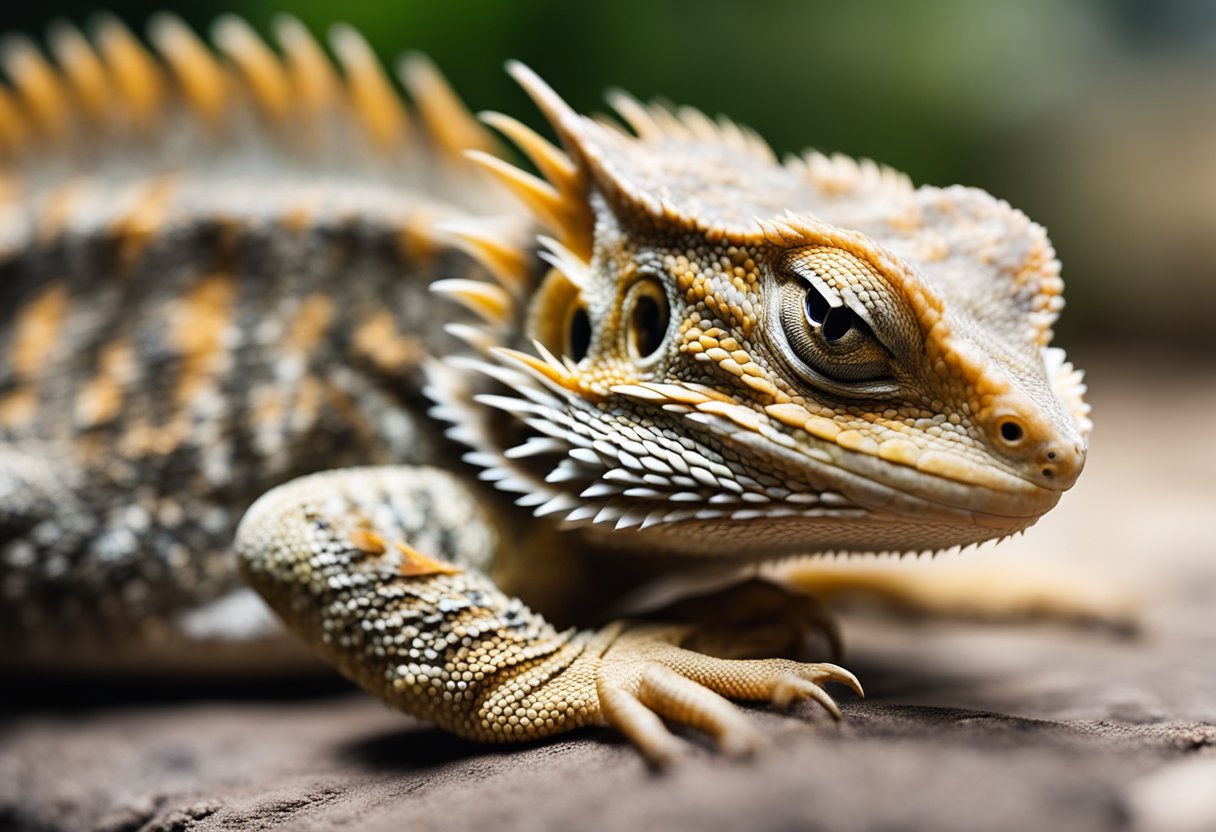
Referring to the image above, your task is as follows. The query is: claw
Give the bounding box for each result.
[771,674,841,717]
[593,622,864,762]
[812,662,865,699]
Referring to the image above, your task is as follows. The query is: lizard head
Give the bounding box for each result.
[431,64,1091,558]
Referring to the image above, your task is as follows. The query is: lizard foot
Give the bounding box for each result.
[594,622,862,765]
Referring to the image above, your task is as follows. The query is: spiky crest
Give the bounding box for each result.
[0,15,500,174]
[480,64,1066,361]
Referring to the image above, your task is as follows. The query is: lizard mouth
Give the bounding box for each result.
[811,442,1068,525]
[708,416,1067,531]
[627,429,1064,556]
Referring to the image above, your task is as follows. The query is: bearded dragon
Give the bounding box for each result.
[0,15,1091,762]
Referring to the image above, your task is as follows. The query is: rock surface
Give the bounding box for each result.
[3,355,1215,832]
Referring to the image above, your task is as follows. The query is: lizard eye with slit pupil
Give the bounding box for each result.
[567,305,591,361]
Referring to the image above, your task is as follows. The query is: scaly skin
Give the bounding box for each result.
[0,15,516,669]
[0,16,1089,760]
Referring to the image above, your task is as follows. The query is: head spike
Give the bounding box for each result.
[47,21,110,123]
[430,278,514,326]
[479,111,579,197]
[490,346,584,396]
[589,112,632,137]
[536,235,591,290]
[0,84,30,154]
[93,14,164,128]
[329,23,408,147]
[147,14,229,124]
[398,52,497,157]
[712,113,763,158]
[213,16,291,122]
[642,100,689,139]
[479,108,592,259]
[434,219,533,294]
[740,120,776,162]
[0,36,70,137]
[499,64,601,258]
[464,148,563,225]
[504,61,581,146]
[443,322,497,353]
[605,89,664,139]
[530,338,570,375]
[675,105,723,143]
[466,148,593,261]
[272,16,338,116]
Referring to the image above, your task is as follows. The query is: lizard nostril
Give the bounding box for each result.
[1036,441,1085,489]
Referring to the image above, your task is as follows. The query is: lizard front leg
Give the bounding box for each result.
[237,465,599,742]
[236,466,860,762]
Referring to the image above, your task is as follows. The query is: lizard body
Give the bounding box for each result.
[0,14,525,668]
[0,16,1090,759]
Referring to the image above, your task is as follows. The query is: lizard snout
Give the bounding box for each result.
[1031,440,1085,491]
[989,408,1086,491]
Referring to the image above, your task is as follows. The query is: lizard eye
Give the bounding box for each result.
[567,304,592,361]
[774,276,891,386]
[530,266,594,363]
[803,281,830,325]
[625,277,670,363]
[820,306,856,343]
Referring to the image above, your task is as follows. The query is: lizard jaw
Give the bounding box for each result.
[427,347,1070,557]
[620,407,1072,555]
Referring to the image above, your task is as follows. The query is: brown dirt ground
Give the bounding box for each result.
[2,351,1214,832]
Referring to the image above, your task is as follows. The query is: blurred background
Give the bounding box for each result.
[3,0,1214,352]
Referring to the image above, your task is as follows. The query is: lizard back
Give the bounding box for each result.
[0,15,538,668]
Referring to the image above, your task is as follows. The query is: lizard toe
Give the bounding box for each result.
[592,623,862,762]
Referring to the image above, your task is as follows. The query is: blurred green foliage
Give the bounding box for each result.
[3,0,1214,348]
